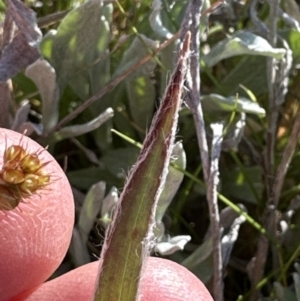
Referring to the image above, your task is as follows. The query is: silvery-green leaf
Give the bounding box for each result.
[274,282,298,301]
[69,227,90,267]
[155,235,191,256]
[25,59,59,132]
[281,206,300,254]
[295,262,300,274]
[182,237,213,268]
[221,209,246,267]
[201,94,266,117]
[101,147,140,179]
[221,56,268,96]
[11,100,31,131]
[205,112,246,151]
[183,205,247,282]
[159,42,177,95]
[54,108,114,141]
[78,181,106,244]
[221,166,263,204]
[89,3,112,95]
[113,35,158,78]
[40,29,56,61]
[279,4,300,31]
[42,0,111,95]
[100,186,119,228]
[156,142,186,223]
[72,187,85,207]
[287,198,300,212]
[281,198,300,237]
[293,267,300,300]
[67,166,123,190]
[71,138,101,166]
[149,0,173,39]
[219,204,247,229]
[68,72,90,100]
[153,221,165,240]
[203,31,286,67]
[200,0,210,34]
[220,205,248,268]
[221,112,246,151]
[127,75,155,130]
[181,237,214,283]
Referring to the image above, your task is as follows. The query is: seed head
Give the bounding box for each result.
[0,144,51,211]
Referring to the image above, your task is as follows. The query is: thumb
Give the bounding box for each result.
[0,129,74,301]
[16,257,213,301]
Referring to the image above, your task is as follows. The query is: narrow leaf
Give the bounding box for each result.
[78,181,106,245]
[201,94,266,117]
[182,237,214,283]
[69,227,90,267]
[156,142,186,223]
[203,31,286,67]
[294,274,300,301]
[11,100,31,131]
[101,147,140,179]
[94,33,190,301]
[221,210,246,267]
[127,75,156,130]
[54,108,114,141]
[149,0,173,39]
[100,187,119,228]
[25,59,60,132]
[155,235,191,256]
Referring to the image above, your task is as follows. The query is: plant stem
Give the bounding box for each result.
[208,123,224,301]
[180,1,225,299]
[250,1,280,299]
[181,0,210,183]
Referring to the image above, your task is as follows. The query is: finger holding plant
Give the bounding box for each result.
[0,128,74,301]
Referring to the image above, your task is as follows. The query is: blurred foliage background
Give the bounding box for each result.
[2,0,300,300]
